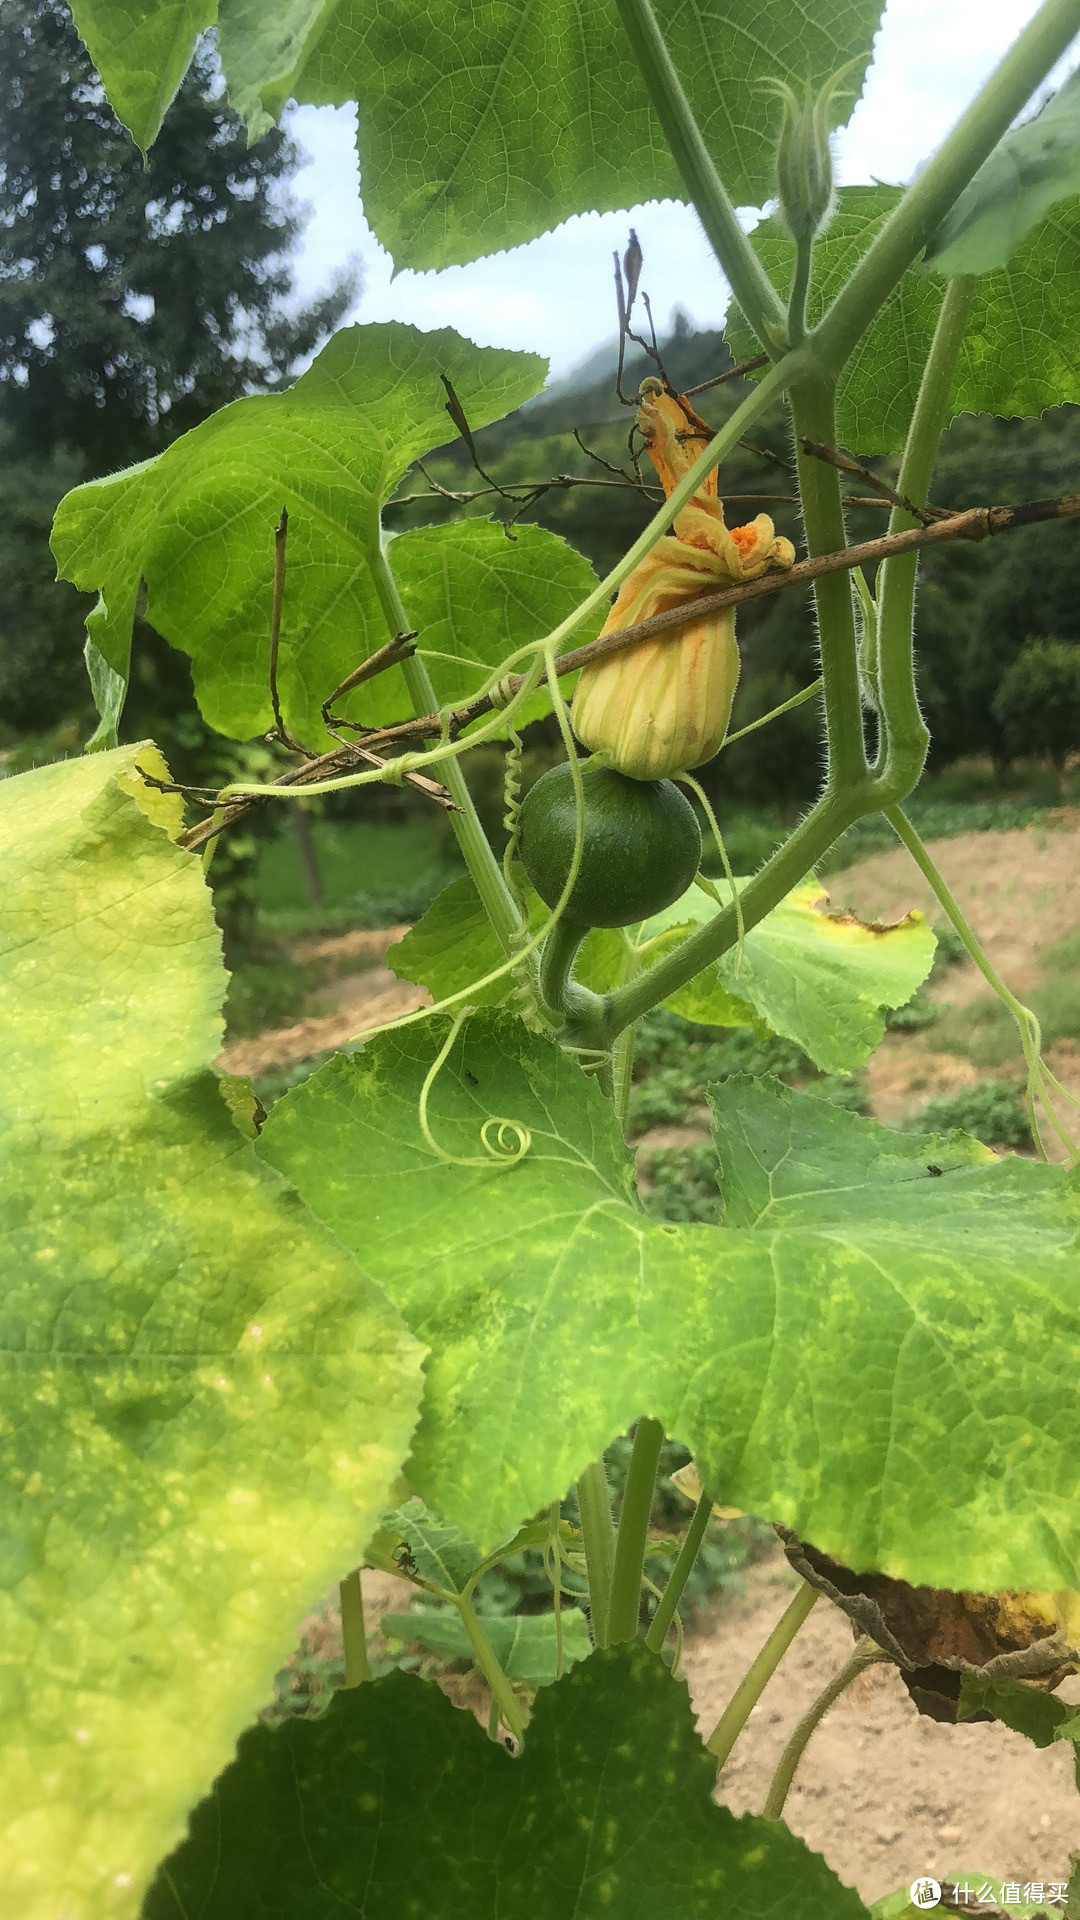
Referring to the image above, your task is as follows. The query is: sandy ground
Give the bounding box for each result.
[685,1553,1078,1907]
[830,817,1080,1145]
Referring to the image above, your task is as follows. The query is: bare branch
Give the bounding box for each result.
[682,353,770,397]
[178,492,1080,853]
[321,630,418,737]
[798,438,953,525]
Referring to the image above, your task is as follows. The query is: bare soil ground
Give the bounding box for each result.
[829,817,1080,1141]
[685,1552,1078,1907]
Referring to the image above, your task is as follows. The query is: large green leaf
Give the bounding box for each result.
[282,0,878,271]
[712,1071,996,1227]
[390,874,935,1072]
[728,187,1080,449]
[51,324,548,749]
[69,0,213,150]
[260,1014,1080,1593]
[66,0,881,271]
[0,743,423,1920]
[381,518,600,732]
[143,1646,869,1917]
[926,69,1080,276]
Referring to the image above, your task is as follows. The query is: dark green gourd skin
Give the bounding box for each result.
[518,763,702,929]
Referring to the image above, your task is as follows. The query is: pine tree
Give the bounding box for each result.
[0,0,354,466]
[0,0,356,732]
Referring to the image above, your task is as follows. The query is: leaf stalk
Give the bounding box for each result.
[607,1419,666,1643]
[706,1580,820,1766]
[612,0,789,355]
[577,1459,618,1649]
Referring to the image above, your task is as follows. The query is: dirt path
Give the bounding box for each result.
[223,817,1080,1122]
[828,816,1080,1138]
[218,925,429,1080]
[688,1551,1078,1907]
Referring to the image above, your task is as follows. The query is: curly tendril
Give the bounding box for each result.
[499,722,549,1032]
[417,1007,531,1169]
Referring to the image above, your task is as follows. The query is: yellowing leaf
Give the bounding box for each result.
[0,743,423,1919]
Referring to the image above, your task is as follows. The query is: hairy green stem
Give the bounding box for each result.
[613,0,788,354]
[814,0,1080,369]
[610,935,641,1133]
[339,1569,368,1687]
[369,543,524,956]
[788,236,814,347]
[885,805,1019,1005]
[762,1638,889,1818]
[456,1593,526,1742]
[611,1021,636,1136]
[577,1459,617,1649]
[540,917,588,1017]
[607,1419,666,1643]
[645,1492,712,1654]
[789,378,867,790]
[707,1581,820,1765]
[571,782,869,1048]
[872,277,976,801]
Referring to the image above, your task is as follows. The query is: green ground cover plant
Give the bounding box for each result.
[5,3,1080,1913]
[912,1079,1035,1150]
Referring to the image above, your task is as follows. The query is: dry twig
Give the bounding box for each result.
[177,491,1080,853]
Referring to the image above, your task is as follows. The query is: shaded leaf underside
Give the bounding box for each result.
[145,1646,871,1918]
[729,187,1080,450]
[71,0,881,274]
[50,324,561,749]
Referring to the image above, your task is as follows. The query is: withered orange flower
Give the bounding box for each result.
[572,379,796,781]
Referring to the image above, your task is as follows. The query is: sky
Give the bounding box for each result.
[283,0,1079,381]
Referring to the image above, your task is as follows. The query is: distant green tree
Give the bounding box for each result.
[992,638,1080,786]
[0,0,356,733]
[914,407,1080,767]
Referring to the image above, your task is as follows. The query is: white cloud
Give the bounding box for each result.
[284,0,1080,379]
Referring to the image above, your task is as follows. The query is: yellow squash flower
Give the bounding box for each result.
[572,380,796,781]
